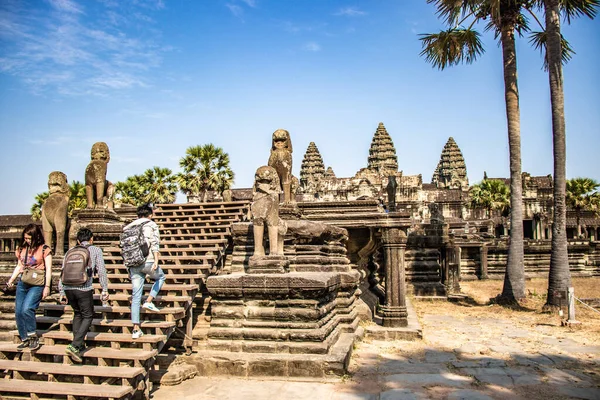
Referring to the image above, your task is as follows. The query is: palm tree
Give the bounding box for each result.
[30,192,49,221]
[141,167,178,205]
[469,179,510,218]
[535,0,598,309]
[68,180,87,217]
[177,144,234,203]
[566,178,600,238]
[420,0,527,302]
[114,176,145,206]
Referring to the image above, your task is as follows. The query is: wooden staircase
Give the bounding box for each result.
[0,201,249,399]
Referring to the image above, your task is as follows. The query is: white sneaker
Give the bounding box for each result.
[132,330,144,339]
[142,302,160,312]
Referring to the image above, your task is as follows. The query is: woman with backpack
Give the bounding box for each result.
[6,224,53,351]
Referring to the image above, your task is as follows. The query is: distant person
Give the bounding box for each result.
[6,224,52,351]
[58,228,109,363]
[123,204,165,339]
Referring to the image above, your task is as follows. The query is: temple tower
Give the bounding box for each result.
[431,137,469,190]
[324,166,336,179]
[300,142,326,190]
[367,122,398,174]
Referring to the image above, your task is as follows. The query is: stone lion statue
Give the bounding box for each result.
[85,142,115,209]
[41,171,70,256]
[268,129,293,203]
[250,166,286,257]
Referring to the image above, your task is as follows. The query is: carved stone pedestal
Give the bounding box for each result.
[68,208,123,248]
[247,255,290,274]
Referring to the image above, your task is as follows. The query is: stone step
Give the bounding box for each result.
[0,320,16,330]
[0,379,133,399]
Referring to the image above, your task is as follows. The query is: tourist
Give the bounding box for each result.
[6,224,52,351]
[125,204,166,339]
[58,228,109,363]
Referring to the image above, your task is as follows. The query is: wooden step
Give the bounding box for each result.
[159,232,230,239]
[0,358,144,379]
[93,282,198,293]
[0,379,133,399]
[41,331,167,351]
[39,303,186,320]
[35,316,176,333]
[105,273,204,281]
[0,343,158,362]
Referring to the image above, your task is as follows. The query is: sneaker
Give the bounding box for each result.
[142,302,160,312]
[28,336,40,351]
[65,344,82,363]
[132,330,144,339]
[16,338,30,351]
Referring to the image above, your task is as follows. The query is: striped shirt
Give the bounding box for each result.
[59,242,108,295]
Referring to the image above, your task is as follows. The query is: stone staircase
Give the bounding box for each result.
[0,201,249,400]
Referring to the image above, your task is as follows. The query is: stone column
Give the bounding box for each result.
[379,228,408,327]
[479,244,488,280]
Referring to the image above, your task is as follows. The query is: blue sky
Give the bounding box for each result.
[1,0,598,215]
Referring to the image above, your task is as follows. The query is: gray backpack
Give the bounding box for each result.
[120,221,150,267]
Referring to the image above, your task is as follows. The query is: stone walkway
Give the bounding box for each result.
[151,314,600,400]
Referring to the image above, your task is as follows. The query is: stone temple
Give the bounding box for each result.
[0,122,598,399]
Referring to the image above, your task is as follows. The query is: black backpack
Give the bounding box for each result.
[61,245,91,286]
[120,221,150,268]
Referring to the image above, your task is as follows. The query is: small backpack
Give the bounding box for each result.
[61,245,91,286]
[120,221,150,268]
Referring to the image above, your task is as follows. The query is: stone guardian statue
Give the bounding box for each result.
[85,142,115,209]
[250,166,286,257]
[41,171,70,256]
[268,129,293,203]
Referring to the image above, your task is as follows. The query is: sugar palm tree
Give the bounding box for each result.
[469,179,510,218]
[420,0,528,302]
[177,144,234,203]
[114,176,145,206]
[30,192,49,221]
[68,180,87,217]
[566,178,600,238]
[141,166,178,205]
[533,0,598,309]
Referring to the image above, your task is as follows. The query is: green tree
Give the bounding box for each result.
[177,144,234,203]
[141,166,178,204]
[566,178,600,238]
[469,179,510,218]
[68,180,87,217]
[115,167,178,206]
[30,192,49,221]
[420,0,528,302]
[535,0,598,309]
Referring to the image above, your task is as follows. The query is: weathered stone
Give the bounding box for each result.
[84,141,114,209]
[41,171,70,256]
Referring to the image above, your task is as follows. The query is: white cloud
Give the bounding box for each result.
[226,4,244,18]
[334,7,366,17]
[0,0,167,96]
[303,42,321,52]
[240,0,257,7]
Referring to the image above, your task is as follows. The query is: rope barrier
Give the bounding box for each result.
[575,297,600,315]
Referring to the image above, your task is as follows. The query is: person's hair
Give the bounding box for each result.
[19,223,45,251]
[77,228,94,243]
[137,204,153,218]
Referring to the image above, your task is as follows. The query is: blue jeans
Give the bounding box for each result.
[15,281,44,340]
[130,262,166,325]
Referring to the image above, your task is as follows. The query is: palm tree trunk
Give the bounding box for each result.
[499,24,526,302]
[545,0,571,308]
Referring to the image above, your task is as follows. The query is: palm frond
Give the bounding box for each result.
[420,28,484,70]
[529,30,575,69]
[561,0,599,23]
